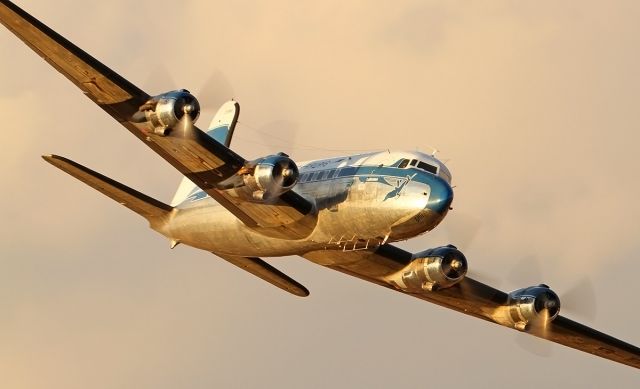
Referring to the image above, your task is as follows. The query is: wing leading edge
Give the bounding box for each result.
[302,245,640,369]
[0,0,316,240]
[42,154,172,225]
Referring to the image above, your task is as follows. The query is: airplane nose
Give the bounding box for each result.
[426,178,454,214]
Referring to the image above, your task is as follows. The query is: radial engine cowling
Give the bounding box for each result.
[507,284,561,331]
[387,245,468,292]
[242,153,299,200]
[133,89,200,135]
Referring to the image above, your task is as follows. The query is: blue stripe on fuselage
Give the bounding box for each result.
[185,165,453,212]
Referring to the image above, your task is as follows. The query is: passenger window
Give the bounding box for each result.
[398,159,409,168]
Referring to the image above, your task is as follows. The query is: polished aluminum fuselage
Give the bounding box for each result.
[158,151,454,257]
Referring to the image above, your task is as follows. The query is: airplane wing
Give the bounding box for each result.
[302,245,640,369]
[42,154,172,223]
[0,0,315,239]
[215,254,309,297]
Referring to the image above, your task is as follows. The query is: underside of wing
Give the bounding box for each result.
[302,245,640,369]
[215,254,309,297]
[0,0,316,240]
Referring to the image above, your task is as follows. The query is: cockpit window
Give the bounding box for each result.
[410,159,417,166]
[398,159,409,168]
[417,161,438,174]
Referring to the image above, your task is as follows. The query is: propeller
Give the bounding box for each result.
[145,65,235,116]
[172,91,199,136]
[504,255,597,357]
[441,211,502,285]
[145,65,305,156]
[442,210,489,303]
[515,310,554,357]
[267,157,298,201]
[196,70,235,112]
[505,255,596,320]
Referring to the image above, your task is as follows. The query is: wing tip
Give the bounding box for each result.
[292,286,310,297]
[42,153,61,162]
[42,154,71,169]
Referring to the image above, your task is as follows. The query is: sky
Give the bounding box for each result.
[1,0,639,387]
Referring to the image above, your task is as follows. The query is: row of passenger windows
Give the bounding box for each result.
[397,159,438,174]
[299,168,342,183]
[298,159,437,184]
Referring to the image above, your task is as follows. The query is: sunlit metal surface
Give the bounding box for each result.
[162,150,452,257]
[3,0,639,370]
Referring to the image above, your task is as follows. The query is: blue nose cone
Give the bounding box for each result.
[426,178,454,214]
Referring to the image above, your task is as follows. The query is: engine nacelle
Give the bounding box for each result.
[387,245,468,292]
[241,153,299,200]
[132,89,200,135]
[507,284,560,331]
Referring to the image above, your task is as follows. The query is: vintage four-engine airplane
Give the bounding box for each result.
[1,0,639,369]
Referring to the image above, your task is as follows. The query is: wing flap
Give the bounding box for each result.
[43,154,172,222]
[302,246,640,369]
[216,254,309,297]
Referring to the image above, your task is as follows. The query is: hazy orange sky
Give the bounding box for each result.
[1,0,639,387]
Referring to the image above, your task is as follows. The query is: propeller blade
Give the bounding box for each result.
[561,278,597,322]
[443,211,481,250]
[505,257,597,321]
[515,330,554,357]
[514,306,556,357]
[144,64,178,93]
[506,255,543,289]
[197,70,235,110]
[144,66,234,117]
[178,110,194,136]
